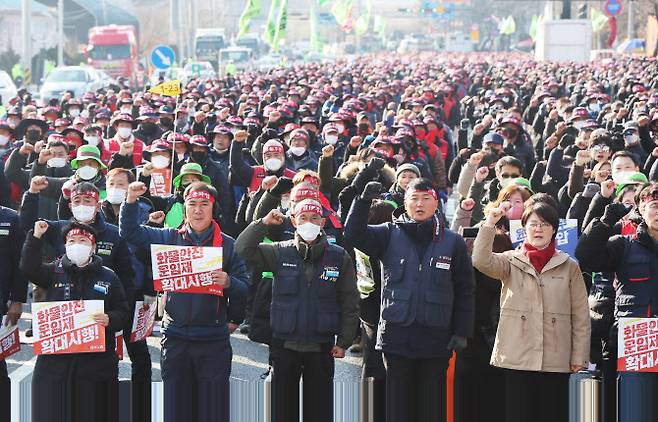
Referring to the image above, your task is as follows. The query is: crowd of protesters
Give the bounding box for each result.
[1,52,658,421]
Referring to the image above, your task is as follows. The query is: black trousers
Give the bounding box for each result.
[383,352,449,422]
[270,342,334,422]
[1,359,9,422]
[503,368,569,422]
[454,354,505,422]
[361,321,386,422]
[32,352,119,422]
[161,335,232,422]
[123,291,152,422]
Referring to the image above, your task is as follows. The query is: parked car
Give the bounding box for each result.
[39,66,104,103]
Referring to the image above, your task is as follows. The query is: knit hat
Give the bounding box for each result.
[396,163,421,178]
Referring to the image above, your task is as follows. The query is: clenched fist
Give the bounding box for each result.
[127,181,147,203]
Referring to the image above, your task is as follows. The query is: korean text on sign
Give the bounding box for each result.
[0,316,20,360]
[150,244,224,296]
[32,300,106,355]
[617,317,658,372]
[130,300,157,342]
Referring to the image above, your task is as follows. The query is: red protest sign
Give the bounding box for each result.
[0,318,20,360]
[149,168,172,197]
[618,317,658,372]
[130,300,157,342]
[115,332,124,360]
[151,245,224,296]
[33,300,106,355]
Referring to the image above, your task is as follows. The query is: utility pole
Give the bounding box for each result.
[57,0,64,66]
[21,0,31,84]
[627,0,635,39]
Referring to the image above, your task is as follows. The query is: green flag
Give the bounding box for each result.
[317,0,331,6]
[272,0,288,52]
[263,0,281,46]
[331,0,353,27]
[373,15,386,38]
[355,0,372,35]
[591,8,608,33]
[500,15,516,35]
[238,0,262,39]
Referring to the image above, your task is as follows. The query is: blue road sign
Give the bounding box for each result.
[604,0,622,18]
[150,45,176,70]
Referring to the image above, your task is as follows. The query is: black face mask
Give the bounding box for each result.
[190,151,207,164]
[26,129,41,143]
[141,122,157,134]
[160,117,173,128]
[358,123,370,132]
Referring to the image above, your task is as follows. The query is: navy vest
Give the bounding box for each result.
[270,241,344,343]
[614,237,658,318]
[380,225,458,328]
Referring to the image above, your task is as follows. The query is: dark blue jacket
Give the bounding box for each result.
[270,241,344,344]
[119,201,249,341]
[20,235,130,352]
[0,206,27,316]
[20,191,135,294]
[344,197,475,358]
[577,220,658,319]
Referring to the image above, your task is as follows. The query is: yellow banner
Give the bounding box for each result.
[149,80,181,97]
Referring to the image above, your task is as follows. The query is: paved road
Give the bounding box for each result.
[6,310,363,383]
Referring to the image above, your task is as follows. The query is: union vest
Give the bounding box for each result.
[270,240,344,343]
[380,224,458,328]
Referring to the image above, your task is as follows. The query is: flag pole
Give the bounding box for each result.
[170,81,182,194]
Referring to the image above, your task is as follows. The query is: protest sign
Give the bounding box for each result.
[151,245,223,296]
[509,219,579,258]
[115,332,124,360]
[33,300,105,355]
[618,317,658,372]
[0,316,20,360]
[130,300,157,342]
[355,249,376,299]
[149,168,172,197]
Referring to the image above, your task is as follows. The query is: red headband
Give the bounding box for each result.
[71,189,100,202]
[640,192,658,205]
[294,202,322,216]
[66,228,96,244]
[185,189,215,204]
[263,142,284,154]
[406,188,438,201]
[291,187,320,202]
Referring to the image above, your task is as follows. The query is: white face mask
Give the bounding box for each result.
[118,127,132,139]
[72,205,96,223]
[69,108,80,117]
[297,222,321,242]
[47,157,67,168]
[499,177,514,188]
[612,171,633,185]
[289,146,306,157]
[264,158,283,172]
[573,120,586,130]
[324,135,338,145]
[121,107,132,114]
[624,133,639,146]
[85,135,99,146]
[106,188,127,205]
[0,135,9,146]
[151,155,171,169]
[77,166,98,180]
[66,243,93,267]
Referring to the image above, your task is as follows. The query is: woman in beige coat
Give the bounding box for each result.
[472,200,590,422]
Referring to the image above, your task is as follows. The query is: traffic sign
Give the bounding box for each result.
[604,0,622,18]
[150,45,176,70]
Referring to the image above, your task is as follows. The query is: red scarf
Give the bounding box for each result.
[521,240,556,274]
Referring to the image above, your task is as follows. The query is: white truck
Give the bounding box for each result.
[194,28,226,65]
[535,19,592,62]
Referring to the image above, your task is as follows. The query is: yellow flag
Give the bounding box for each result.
[149,80,181,97]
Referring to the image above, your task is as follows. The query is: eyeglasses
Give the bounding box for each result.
[526,222,552,229]
[591,145,610,152]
